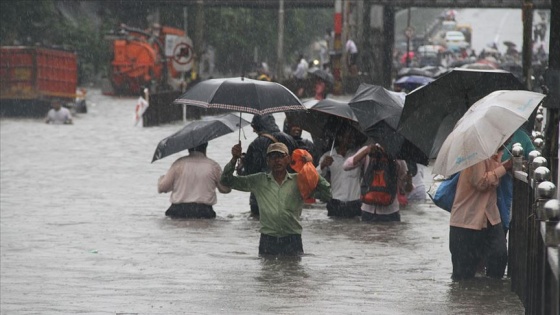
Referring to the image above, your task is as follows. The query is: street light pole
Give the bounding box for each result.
[406,7,411,68]
[276,0,285,81]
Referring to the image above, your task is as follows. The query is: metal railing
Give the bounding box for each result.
[509,138,559,314]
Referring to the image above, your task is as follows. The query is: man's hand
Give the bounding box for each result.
[502,159,513,172]
[320,155,334,169]
[231,143,242,160]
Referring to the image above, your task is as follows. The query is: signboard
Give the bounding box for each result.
[171,36,194,72]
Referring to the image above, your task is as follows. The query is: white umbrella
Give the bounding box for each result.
[433,90,546,176]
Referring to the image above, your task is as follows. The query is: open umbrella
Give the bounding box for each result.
[394,75,434,92]
[349,84,428,165]
[285,98,364,155]
[308,68,334,85]
[398,69,524,159]
[151,113,250,162]
[433,90,545,176]
[173,77,304,116]
[348,84,405,132]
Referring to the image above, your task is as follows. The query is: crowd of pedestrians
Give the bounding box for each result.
[155,61,531,286]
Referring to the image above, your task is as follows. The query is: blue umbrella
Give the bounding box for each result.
[394,75,434,92]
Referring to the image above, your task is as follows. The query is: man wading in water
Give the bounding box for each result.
[221,142,331,256]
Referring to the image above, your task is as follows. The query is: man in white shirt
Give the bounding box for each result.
[158,142,231,218]
[293,54,309,80]
[45,100,72,125]
[317,125,363,217]
[345,38,359,75]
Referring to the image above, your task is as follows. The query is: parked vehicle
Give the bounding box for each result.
[0,46,79,117]
[444,31,469,50]
[105,24,194,95]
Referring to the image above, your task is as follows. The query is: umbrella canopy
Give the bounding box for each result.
[286,98,364,155]
[173,77,304,115]
[309,68,334,85]
[151,113,250,162]
[398,69,524,159]
[433,90,545,176]
[349,84,428,165]
[394,75,434,92]
[348,84,405,131]
[397,67,433,78]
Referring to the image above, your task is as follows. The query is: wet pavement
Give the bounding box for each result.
[1,89,524,314]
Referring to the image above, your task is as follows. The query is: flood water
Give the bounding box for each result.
[1,89,524,314]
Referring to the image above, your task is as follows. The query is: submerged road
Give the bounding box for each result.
[0,89,524,314]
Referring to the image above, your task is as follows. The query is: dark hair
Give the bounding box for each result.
[190,142,208,153]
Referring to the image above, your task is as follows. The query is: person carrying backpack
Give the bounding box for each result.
[343,143,412,222]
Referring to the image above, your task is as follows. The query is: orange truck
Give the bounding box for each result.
[0,46,79,117]
[106,24,194,95]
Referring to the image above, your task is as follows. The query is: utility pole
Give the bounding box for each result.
[194,0,205,73]
[332,0,343,95]
[276,0,285,81]
[522,0,533,90]
[543,0,560,186]
[406,7,411,68]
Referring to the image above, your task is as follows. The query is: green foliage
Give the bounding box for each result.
[0,0,64,45]
[203,6,331,75]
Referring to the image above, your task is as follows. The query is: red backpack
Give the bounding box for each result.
[360,152,398,206]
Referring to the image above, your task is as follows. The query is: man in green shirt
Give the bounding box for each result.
[221,142,331,256]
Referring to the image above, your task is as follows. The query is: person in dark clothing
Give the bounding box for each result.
[238,114,297,216]
[283,120,319,166]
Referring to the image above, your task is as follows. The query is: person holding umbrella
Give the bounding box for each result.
[431,90,546,280]
[317,124,363,218]
[449,146,512,281]
[221,142,331,256]
[158,142,231,219]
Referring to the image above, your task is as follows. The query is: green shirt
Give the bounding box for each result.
[221,160,331,237]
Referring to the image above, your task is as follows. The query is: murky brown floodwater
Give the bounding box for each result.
[1,89,524,314]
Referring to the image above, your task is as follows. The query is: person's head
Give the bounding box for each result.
[251,114,279,133]
[314,78,327,100]
[266,142,290,172]
[335,124,359,148]
[286,121,302,139]
[189,142,208,154]
[52,100,63,111]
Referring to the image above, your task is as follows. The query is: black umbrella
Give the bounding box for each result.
[349,84,428,165]
[348,84,404,131]
[397,68,524,158]
[151,113,250,162]
[308,68,334,85]
[285,98,365,155]
[173,77,304,116]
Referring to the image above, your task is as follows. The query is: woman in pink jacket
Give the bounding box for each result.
[449,148,513,281]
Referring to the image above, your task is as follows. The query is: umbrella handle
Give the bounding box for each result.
[330,138,336,155]
[238,112,242,142]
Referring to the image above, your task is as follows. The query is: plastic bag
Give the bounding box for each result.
[291,149,319,199]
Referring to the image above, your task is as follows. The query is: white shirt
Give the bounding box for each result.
[317,147,361,202]
[293,58,309,79]
[46,107,72,124]
[345,39,358,54]
[407,163,427,201]
[158,152,231,205]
